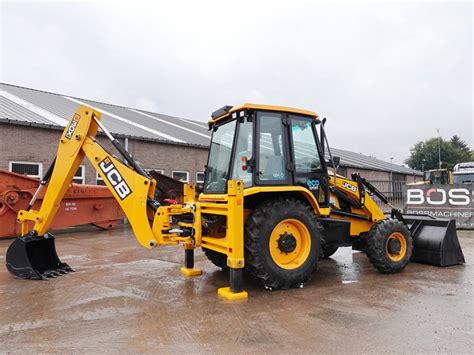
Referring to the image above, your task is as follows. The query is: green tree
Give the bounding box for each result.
[405,135,472,171]
[450,135,470,159]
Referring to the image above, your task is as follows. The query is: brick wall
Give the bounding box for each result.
[128,139,208,183]
[0,123,209,184]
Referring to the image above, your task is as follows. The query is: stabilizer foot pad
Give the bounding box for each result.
[180,267,202,277]
[217,287,248,300]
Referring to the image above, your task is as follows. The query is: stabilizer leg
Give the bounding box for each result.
[218,268,248,300]
[180,246,202,277]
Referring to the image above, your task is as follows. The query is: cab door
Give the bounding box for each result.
[254,112,291,186]
[288,115,329,207]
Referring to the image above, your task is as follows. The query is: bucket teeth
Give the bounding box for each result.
[60,263,74,273]
[43,271,57,278]
[42,268,72,278]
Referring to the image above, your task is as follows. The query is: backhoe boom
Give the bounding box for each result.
[16,106,159,249]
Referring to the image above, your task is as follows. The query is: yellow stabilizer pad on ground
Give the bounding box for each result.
[217,287,248,300]
[180,267,202,277]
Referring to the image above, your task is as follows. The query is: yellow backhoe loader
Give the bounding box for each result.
[5,104,465,299]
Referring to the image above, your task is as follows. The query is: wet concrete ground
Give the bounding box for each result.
[0,227,472,353]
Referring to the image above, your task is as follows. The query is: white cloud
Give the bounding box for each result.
[134,97,158,112]
[245,90,265,103]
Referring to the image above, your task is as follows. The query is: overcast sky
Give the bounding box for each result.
[0,0,472,164]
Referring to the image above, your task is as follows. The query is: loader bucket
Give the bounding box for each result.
[6,233,73,279]
[406,217,465,266]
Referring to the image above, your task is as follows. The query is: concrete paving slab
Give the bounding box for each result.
[0,227,472,353]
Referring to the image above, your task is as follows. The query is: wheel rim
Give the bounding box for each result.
[386,232,407,262]
[269,218,311,270]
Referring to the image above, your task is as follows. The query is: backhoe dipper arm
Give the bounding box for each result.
[17,105,160,249]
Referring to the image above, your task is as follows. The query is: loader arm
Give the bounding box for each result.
[16,106,160,249]
[328,173,386,236]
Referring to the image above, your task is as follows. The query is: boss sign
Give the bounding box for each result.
[407,188,471,205]
[404,184,474,229]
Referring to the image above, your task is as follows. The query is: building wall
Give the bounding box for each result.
[0,124,208,184]
[405,174,419,184]
[345,167,391,181]
[128,139,208,183]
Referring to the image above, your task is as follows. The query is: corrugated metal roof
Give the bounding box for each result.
[0,82,421,176]
[0,96,55,125]
[328,148,420,175]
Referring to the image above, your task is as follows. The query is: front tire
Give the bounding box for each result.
[245,198,321,290]
[366,218,412,274]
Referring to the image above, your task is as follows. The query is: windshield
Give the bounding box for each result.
[453,173,474,184]
[204,120,237,193]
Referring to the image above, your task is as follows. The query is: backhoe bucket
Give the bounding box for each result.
[406,217,465,266]
[6,233,73,279]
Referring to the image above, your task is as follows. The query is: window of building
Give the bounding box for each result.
[96,171,106,186]
[9,161,43,179]
[196,172,205,184]
[72,165,85,184]
[172,171,189,183]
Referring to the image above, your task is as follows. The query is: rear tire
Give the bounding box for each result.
[245,198,321,290]
[366,218,412,274]
[202,248,228,270]
[322,245,339,258]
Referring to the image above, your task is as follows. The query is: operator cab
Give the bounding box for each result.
[204,104,330,207]
[422,169,451,185]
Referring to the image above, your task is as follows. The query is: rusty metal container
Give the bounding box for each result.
[0,170,124,238]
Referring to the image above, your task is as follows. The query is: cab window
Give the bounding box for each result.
[257,113,287,182]
[204,120,237,193]
[291,118,321,173]
[231,118,253,187]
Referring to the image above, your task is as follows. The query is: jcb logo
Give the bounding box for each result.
[98,157,132,200]
[65,114,80,140]
[407,188,471,206]
[342,182,357,193]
